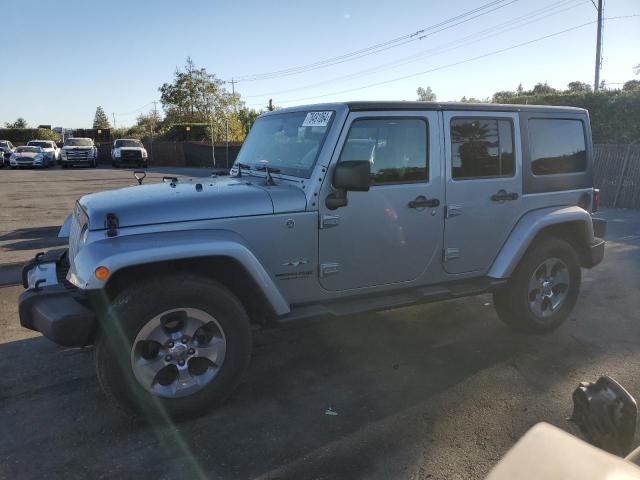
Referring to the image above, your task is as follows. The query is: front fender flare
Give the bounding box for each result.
[488,206,594,279]
[58,214,72,238]
[68,229,290,315]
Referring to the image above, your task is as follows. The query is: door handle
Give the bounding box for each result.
[408,195,440,209]
[490,189,519,202]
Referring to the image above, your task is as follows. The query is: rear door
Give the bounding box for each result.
[443,111,522,274]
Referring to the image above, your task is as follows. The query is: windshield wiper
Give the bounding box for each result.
[234,162,252,178]
[256,163,280,186]
[255,165,281,173]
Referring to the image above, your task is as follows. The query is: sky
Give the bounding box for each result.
[1,0,638,128]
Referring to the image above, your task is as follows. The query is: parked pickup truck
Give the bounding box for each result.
[60,137,98,168]
[27,139,60,164]
[111,138,148,168]
[19,101,606,419]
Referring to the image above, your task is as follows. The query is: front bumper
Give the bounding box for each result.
[19,249,96,347]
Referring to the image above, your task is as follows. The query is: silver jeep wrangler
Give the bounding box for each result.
[19,102,606,418]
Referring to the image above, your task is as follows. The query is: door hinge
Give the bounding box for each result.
[320,262,340,277]
[443,248,460,262]
[445,205,462,219]
[320,214,340,229]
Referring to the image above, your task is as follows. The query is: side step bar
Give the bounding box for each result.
[278,278,506,323]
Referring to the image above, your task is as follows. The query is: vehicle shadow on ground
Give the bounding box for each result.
[0,297,595,480]
[0,226,66,251]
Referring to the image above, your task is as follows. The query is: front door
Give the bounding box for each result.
[318,111,443,291]
[443,111,522,274]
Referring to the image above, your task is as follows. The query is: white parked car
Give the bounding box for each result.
[27,140,59,164]
[111,138,148,168]
[9,145,51,168]
[0,140,16,167]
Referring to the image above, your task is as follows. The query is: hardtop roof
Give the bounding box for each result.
[262,101,586,115]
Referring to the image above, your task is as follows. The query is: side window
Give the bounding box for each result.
[339,118,428,185]
[450,118,515,180]
[529,119,586,175]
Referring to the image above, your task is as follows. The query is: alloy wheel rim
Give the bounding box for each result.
[527,257,570,320]
[130,308,226,398]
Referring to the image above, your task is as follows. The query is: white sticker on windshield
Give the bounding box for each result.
[302,111,332,127]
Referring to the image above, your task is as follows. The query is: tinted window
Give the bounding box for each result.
[450,118,514,179]
[115,139,143,148]
[340,118,428,185]
[529,119,586,175]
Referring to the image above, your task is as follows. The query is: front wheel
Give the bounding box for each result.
[95,274,252,419]
[493,236,581,333]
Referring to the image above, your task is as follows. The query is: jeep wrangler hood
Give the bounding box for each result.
[79,176,307,229]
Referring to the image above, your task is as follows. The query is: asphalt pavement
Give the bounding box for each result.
[0,166,639,479]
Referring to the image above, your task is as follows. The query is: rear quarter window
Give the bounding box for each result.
[529,119,587,175]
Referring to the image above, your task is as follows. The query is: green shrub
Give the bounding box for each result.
[0,128,59,143]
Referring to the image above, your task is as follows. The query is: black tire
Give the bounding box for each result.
[493,236,581,333]
[95,273,252,420]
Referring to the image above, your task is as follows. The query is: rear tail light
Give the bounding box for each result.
[593,189,601,213]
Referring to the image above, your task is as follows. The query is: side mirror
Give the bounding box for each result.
[333,160,371,191]
[570,375,638,456]
[326,160,371,210]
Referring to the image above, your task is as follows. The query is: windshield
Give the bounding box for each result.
[234,110,333,178]
[27,141,53,148]
[114,139,143,148]
[16,146,40,153]
[64,138,93,147]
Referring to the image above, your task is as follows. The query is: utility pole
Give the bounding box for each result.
[149,101,157,165]
[268,99,274,111]
[112,113,116,129]
[210,96,216,168]
[225,118,229,169]
[594,0,603,92]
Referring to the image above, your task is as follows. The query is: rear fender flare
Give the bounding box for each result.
[488,206,594,279]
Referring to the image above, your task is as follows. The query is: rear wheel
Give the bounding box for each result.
[493,236,581,333]
[95,274,252,420]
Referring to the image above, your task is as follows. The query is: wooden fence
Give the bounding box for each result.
[594,144,640,209]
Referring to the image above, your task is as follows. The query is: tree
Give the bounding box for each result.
[238,107,261,136]
[567,81,592,93]
[516,83,524,94]
[5,117,27,128]
[634,64,640,75]
[159,57,238,124]
[416,86,437,101]
[93,106,111,129]
[623,80,640,91]
[531,82,557,95]
[492,91,516,103]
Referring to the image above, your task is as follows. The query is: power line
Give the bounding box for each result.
[233,0,518,82]
[242,0,587,101]
[265,15,638,106]
[114,101,155,116]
